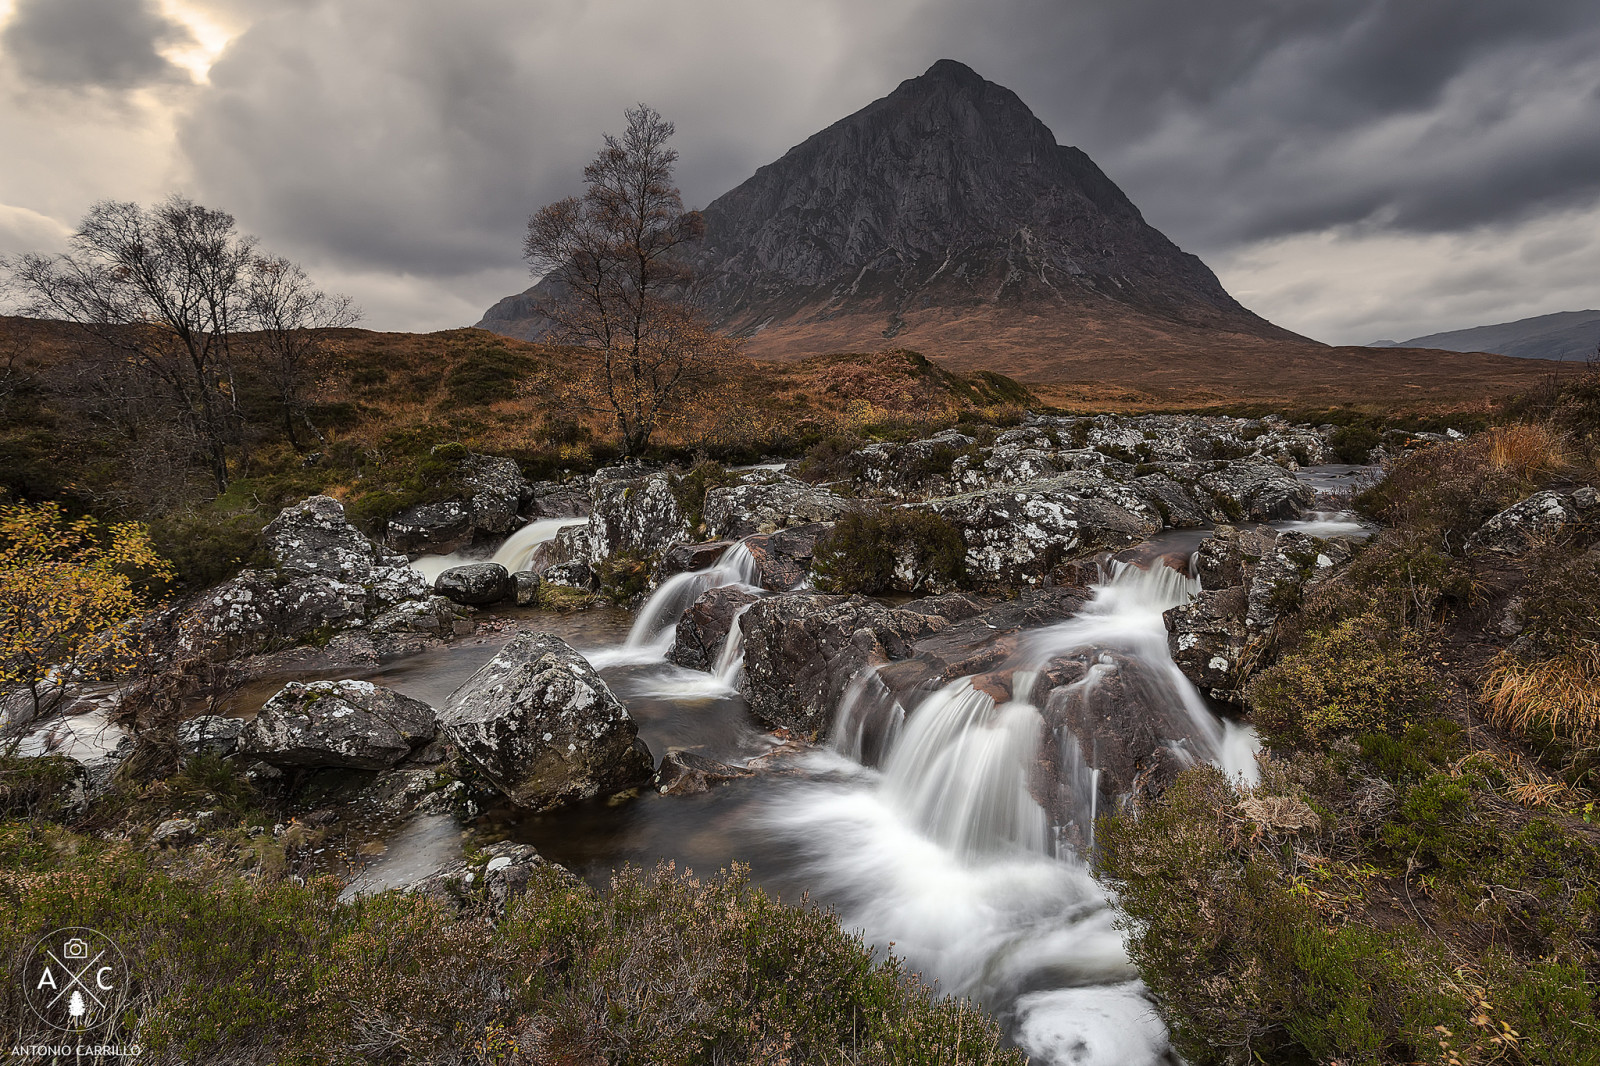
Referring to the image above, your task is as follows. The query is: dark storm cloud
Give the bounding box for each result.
[2,0,193,89]
[154,0,1600,335]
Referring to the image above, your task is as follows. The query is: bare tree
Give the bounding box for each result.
[9,197,257,491]
[524,105,733,454]
[245,255,360,450]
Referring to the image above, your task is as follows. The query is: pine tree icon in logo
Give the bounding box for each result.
[68,990,86,1024]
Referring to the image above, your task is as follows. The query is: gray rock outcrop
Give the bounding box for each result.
[439,633,653,810]
[242,680,436,770]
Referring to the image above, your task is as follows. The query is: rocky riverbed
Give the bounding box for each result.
[23,411,1546,1066]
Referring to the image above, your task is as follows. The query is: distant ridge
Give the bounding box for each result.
[1372,310,1600,363]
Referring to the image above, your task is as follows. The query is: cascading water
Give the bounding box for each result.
[709,604,752,690]
[592,541,762,667]
[407,517,573,582]
[755,559,1260,1065]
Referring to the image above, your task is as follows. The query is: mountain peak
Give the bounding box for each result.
[919,58,984,84]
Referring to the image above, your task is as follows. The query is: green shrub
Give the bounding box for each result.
[147,508,271,590]
[1247,613,1439,748]
[1330,424,1383,463]
[813,508,967,594]
[439,344,538,408]
[0,839,1022,1066]
[671,461,742,536]
[794,434,864,484]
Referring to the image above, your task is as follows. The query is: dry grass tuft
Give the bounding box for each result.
[1483,423,1568,482]
[1484,647,1600,746]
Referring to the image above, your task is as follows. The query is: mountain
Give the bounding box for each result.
[1373,311,1600,362]
[478,60,1564,397]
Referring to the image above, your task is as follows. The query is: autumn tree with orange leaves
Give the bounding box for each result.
[0,502,173,721]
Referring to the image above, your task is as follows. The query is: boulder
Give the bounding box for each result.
[656,540,734,581]
[367,596,461,639]
[655,750,754,796]
[435,562,510,606]
[151,818,198,847]
[461,454,528,535]
[511,571,541,607]
[1133,474,1210,529]
[523,479,593,519]
[541,560,596,591]
[385,500,474,555]
[743,523,831,591]
[439,633,653,810]
[738,593,951,738]
[585,471,689,560]
[1472,490,1585,555]
[849,430,976,498]
[176,715,246,759]
[703,475,851,539]
[669,585,764,670]
[1164,586,1251,701]
[1195,460,1314,521]
[410,841,570,915]
[178,496,429,659]
[242,680,436,770]
[919,475,1161,587]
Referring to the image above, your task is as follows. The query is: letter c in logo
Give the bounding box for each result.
[97,966,114,990]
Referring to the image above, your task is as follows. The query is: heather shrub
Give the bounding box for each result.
[813,507,967,594]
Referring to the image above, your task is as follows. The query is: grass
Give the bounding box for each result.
[1484,422,1569,482]
[0,820,1023,1066]
[1484,649,1600,747]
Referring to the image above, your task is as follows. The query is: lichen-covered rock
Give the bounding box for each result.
[439,633,652,810]
[151,817,198,847]
[461,454,528,535]
[368,596,461,639]
[655,750,754,795]
[385,500,475,555]
[435,562,510,606]
[511,571,541,607]
[670,585,764,670]
[176,715,245,759]
[242,680,436,770]
[1195,460,1314,521]
[179,497,430,658]
[586,471,689,560]
[409,841,570,914]
[919,474,1162,587]
[1164,586,1251,701]
[1471,490,1586,554]
[656,540,735,581]
[522,479,593,519]
[703,474,851,538]
[541,560,596,591]
[850,430,976,499]
[1133,474,1210,528]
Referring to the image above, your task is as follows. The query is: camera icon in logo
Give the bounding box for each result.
[62,938,90,960]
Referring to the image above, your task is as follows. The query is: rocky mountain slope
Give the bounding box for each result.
[478,59,1321,378]
[1372,309,1600,362]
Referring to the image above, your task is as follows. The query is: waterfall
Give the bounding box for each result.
[829,666,907,765]
[710,605,752,690]
[618,541,762,659]
[407,517,571,582]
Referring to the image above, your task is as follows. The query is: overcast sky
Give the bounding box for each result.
[2,0,1597,345]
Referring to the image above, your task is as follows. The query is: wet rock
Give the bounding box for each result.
[669,585,764,670]
[738,593,951,738]
[242,680,437,770]
[511,571,541,607]
[703,474,851,539]
[1472,490,1584,554]
[435,562,510,606]
[1164,586,1251,702]
[657,540,734,581]
[439,633,653,811]
[151,818,198,847]
[385,500,474,555]
[743,522,831,591]
[541,560,596,591]
[368,596,461,638]
[176,715,245,759]
[655,750,754,795]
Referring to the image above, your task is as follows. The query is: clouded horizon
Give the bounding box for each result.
[2,0,1597,346]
